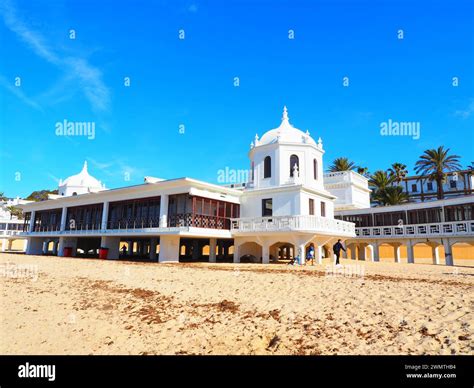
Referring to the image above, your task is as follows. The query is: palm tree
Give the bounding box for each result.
[414,146,461,200]
[356,166,370,177]
[7,206,23,220]
[328,157,356,172]
[388,163,408,185]
[377,186,409,206]
[369,170,396,205]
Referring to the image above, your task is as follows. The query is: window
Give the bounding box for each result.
[320,202,326,217]
[411,184,417,192]
[262,199,273,217]
[290,154,299,177]
[427,182,433,191]
[450,180,457,189]
[309,199,315,215]
[264,156,271,178]
[251,162,255,181]
[313,159,318,180]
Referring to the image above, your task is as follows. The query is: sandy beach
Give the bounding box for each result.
[0,252,472,355]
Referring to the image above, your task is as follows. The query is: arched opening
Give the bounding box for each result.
[290,154,299,177]
[313,159,318,180]
[264,156,271,178]
[239,241,263,263]
[451,242,474,267]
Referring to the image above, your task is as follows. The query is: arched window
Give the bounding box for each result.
[313,159,318,180]
[264,156,271,178]
[290,154,299,177]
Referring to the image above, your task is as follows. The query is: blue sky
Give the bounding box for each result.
[0,0,473,198]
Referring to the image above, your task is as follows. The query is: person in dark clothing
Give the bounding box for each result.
[333,239,346,265]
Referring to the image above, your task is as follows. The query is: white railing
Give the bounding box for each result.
[355,221,474,239]
[0,230,22,237]
[231,215,356,236]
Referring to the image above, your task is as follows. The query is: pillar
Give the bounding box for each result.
[26,237,44,255]
[372,242,380,262]
[297,243,305,265]
[28,211,36,233]
[101,202,109,230]
[407,240,414,264]
[209,238,217,263]
[317,245,323,264]
[1,238,7,252]
[443,239,454,266]
[432,245,440,265]
[159,195,169,227]
[60,207,67,231]
[233,243,241,263]
[127,240,133,255]
[7,240,13,251]
[149,238,158,260]
[262,241,270,264]
[100,236,120,260]
[23,239,28,252]
[58,237,78,257]
[42,241,48,254]
[158,235,180,262]
[393,244,401,263]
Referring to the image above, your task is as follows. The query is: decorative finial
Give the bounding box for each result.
[305,129,310,136]
[293,163,299,178]
[250,141,254,148]
[282,106,289,122]
[318,137,323,148]
[82,160,88,172]
[254,134,259,146]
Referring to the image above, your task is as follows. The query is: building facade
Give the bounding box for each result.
[15,107,474,265]
[18,108,357,264]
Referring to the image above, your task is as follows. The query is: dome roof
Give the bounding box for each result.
[254,106,318,147]
[59,161,104,193]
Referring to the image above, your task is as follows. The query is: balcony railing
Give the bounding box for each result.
[168,213,231,230]
[355,220,474,238]
[230,215,356,236]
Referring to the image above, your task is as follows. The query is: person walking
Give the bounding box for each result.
[332,239,346,265]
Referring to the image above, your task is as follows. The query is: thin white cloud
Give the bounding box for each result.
[0,74,43,111]
[454,100,474,119]
[0,0,110,112]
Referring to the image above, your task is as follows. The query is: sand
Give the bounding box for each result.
[0,253,472,355]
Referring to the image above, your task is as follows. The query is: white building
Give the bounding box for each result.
[57,161,106,197]
[16,107,474,265]
[0,197,31,252]
[18,107,359,263]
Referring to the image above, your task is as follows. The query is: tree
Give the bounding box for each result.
[25,189,58,202]
[356,166,370,177]
[414,146,461,200]
[328,157,356,172]
[0,192,7,202]
[369,170,396,205]
[376,186,409,206]
[6,206,23,220]
[388,163,408,184]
